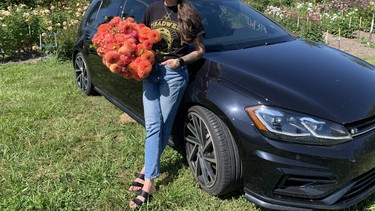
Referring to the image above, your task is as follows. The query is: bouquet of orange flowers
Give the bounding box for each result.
[92,17,160,80]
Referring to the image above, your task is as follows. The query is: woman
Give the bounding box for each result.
[128,0,205,208]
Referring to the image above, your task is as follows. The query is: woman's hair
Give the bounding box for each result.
[177,0,202,44]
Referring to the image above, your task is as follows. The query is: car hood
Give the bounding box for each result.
[204,39,375,124]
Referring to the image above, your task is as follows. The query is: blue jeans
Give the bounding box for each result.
[143,63,189,180]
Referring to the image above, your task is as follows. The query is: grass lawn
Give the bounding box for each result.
[0,59,258,210]
[1,58,375,210]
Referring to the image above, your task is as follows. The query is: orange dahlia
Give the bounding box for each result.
[98,23,111,33]
[123,40,137,53]
[105,51,120,64]
[125,17,135,23]
[117,54,131,66]
[141,50,155,64]
[142,40,153,50]
[148,30,161,43]
[139,27,151,38]
[136,44,147,56]
[138,60,152,74]
[109,16,121,27]
[109,63,121,74]
[115,34,127,43]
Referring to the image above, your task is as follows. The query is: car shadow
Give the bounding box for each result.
[159,146,247,200]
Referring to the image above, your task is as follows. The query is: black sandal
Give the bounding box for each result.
[130,190,153,208]
[129,173,145,194]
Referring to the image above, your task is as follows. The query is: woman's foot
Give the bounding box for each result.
[128,173,145,193]
[128,168,145,193]
[129,179,155,209]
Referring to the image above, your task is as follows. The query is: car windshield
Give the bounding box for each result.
[192,0,295,52]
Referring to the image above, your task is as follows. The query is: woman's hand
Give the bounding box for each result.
[161,34,205,70]
[161,58,180,69]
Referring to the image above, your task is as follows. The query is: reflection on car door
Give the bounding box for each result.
[106,0,152,120]
[83,0,126,94]
[85,0,149,119]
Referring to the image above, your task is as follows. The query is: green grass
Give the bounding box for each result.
[365,58,375,65]
[1,58,374,210]
[0,59,258,210]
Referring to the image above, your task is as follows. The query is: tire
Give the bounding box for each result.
[183,105,242,196]
[74,52,96,95]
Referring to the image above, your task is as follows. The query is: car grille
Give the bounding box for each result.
[346,116,375,137]
[274,175,337,199]
[273,168,375,205]
[338,168,375,203]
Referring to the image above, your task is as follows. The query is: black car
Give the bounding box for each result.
[72,0,375,210]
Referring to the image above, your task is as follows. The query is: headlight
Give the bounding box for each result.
[245,105,352,145]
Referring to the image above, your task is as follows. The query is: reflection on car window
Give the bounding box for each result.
[87,0,124,28]
[122,0,148,22]
[86,1,103,27]
[194,1,293,51]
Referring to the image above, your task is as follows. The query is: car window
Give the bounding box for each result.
[86,1,103,27]
[86,0,125,28]
[121,0,149,22]
[193,1,294,51]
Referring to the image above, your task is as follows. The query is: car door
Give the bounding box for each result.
[82,0,127,92]
[82,0,152,121]
[104,0,157,121]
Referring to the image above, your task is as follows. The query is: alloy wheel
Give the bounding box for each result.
[185,111,218,188]
[74,54,89,92]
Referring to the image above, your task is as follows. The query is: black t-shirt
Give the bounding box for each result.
[141,1,203,58]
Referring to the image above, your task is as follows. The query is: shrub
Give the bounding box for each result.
[36,2,89,59]
[0,4,41,58]
[0,1,89,61]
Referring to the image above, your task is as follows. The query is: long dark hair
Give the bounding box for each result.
[177,0,202,44]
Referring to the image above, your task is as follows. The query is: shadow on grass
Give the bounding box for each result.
[219,189,246,200]
[160,144,247,200]
[157,149,188,189]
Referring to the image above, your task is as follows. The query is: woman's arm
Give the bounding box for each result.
[162,34,205,69]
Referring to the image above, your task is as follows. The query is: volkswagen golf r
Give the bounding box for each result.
[72,0,375,210]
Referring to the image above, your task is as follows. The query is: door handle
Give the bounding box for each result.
[84,35,91,42]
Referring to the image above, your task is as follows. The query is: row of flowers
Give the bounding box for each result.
[264,1,374,42]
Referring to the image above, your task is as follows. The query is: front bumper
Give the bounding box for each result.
[234,121,375,210]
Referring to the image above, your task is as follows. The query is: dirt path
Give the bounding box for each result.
[324,32,375,59]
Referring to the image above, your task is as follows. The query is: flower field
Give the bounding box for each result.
[257,0,375,43]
